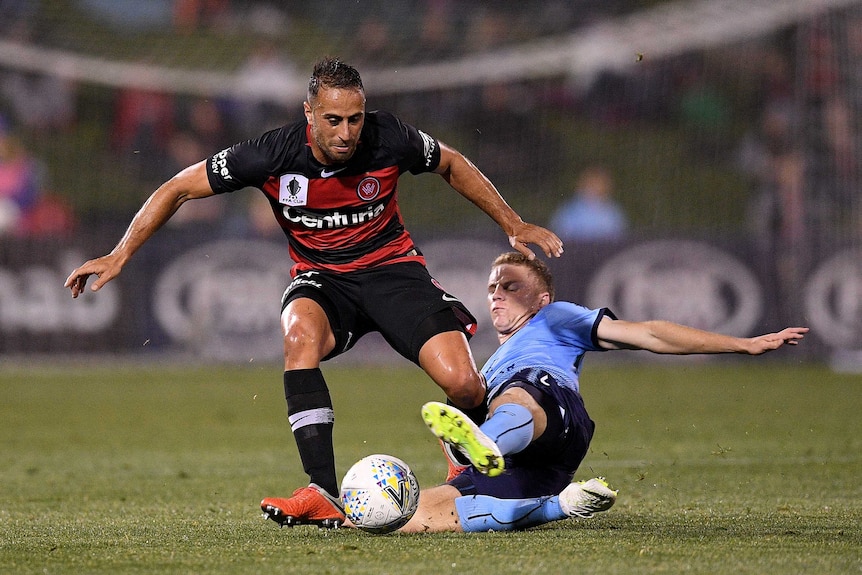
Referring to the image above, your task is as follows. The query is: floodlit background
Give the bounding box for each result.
[1,0,860,366]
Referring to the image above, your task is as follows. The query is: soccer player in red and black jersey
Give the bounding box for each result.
[65,57,563,528]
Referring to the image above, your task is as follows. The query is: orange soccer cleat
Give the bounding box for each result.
[261,483,345,529]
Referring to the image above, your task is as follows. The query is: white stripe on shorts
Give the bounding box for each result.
[288,407,335,431]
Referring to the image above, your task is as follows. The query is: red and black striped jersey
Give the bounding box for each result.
[205,110,441,275]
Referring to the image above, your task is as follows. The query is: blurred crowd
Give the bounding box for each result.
[0,112,76,238]
[0,0,858,254]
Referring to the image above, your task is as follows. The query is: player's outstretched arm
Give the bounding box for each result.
[596,318,808,355]
[434,142,563,260]
[65,161,215,298]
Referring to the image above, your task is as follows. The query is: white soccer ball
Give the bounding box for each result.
[340,454,420,534]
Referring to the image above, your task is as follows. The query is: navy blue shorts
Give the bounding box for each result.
[281,261,477,364]
[449,368,595,499]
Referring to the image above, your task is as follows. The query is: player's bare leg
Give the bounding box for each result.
[418,330,486,411]
[281,298,335,371]
[399,485,463,533]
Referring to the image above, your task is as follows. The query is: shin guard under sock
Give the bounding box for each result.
[480,403,534,455]
[283,368,337,496]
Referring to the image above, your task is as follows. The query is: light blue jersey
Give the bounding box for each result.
[481,302,611,396]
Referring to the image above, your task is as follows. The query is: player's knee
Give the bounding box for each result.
[491,385,549,439]
[490,386,538,413]
[444,369,485,409]
[282,321,333,367]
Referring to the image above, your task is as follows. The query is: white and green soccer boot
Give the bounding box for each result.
[559,477,618,519]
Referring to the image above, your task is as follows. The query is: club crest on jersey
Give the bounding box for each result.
[279,173,309,206]
[356,176,381,201]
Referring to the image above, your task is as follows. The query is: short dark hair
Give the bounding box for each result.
[491,252,555,302]
[307,57,364,101]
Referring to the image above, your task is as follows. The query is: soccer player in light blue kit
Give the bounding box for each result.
[400,252,808,533]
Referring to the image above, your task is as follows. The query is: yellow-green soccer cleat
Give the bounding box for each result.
[558,477,618,519]
[421,401,504,477]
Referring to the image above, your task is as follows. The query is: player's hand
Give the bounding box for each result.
[64,254,123,298]
[747,327,809,354]
[508,223,564,260]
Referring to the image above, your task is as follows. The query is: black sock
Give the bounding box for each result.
[283,368,338,497]
[447,397,488,425]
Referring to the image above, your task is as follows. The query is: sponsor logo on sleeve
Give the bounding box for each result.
[418,130,436,168]
[211,148,232,181]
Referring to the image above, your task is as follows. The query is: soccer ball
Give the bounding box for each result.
[340,454,420,534]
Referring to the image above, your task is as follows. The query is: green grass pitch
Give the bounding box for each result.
[1,361,860,574]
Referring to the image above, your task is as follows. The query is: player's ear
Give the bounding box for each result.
[303,101,312,123]
[539,292,551,307]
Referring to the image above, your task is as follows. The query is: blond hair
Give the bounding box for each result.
[491,252,555,302]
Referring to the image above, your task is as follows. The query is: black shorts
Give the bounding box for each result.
[449,369,595,499]
[281,261,477,364]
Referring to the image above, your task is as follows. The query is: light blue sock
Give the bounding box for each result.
[480,403,534,455]
[455,494,566,532]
